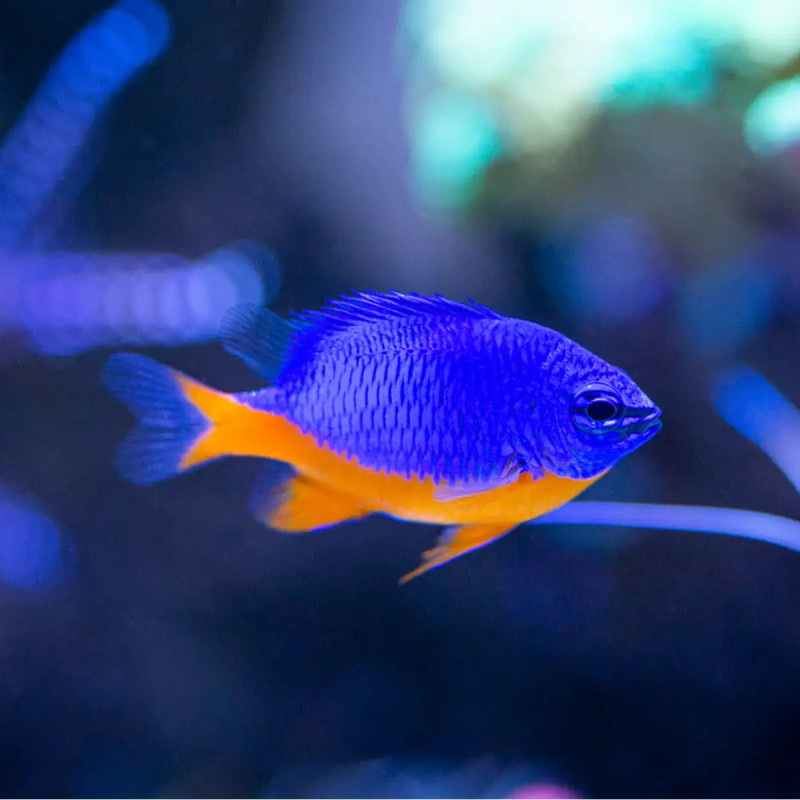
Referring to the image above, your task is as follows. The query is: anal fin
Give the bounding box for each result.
[256,476,368,533]
[399,522,514,584]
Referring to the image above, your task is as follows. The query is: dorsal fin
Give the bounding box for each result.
[219,303,295,382]
[223,292,502,382]
[291,291,502,336]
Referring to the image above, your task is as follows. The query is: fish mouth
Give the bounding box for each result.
[623,407,662,438]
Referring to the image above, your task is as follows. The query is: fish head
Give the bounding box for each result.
[532,345,662,480]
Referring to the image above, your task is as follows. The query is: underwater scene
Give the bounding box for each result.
[1,0,800,797]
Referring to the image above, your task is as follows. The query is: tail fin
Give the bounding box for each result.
[104,353,225,484]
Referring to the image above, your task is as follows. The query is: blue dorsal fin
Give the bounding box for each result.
[219,303,296,382]
[291,291,502,335]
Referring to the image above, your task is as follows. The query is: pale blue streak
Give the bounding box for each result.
[713,366,800,494]
[533,502,800,556]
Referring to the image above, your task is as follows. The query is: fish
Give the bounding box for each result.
[103,291,662,582]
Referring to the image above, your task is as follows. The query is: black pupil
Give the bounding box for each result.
[587,399,616,422]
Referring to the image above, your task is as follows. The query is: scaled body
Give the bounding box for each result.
[256,314,554,484]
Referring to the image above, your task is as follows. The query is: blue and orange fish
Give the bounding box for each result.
[104,291,662,582]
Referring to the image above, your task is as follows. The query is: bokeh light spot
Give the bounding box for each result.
[412,91,499,207]
[745,76,800,156]
[0,492,71,592]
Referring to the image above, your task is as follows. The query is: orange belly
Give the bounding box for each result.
[181,383,602,526]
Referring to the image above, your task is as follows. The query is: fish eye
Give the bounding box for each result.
[587,398,616,422]
[571,384,622,434]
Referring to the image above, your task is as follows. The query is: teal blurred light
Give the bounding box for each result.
[411,91,499,207]
[402,0,800,206]
[745,76,800,155]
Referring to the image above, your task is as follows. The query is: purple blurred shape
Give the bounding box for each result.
[534,501,800,555]
[678,261,776,354]
[0,242,277,355]
[0,0,170,252]
[507,783,582,800]
[713,366,800,494]
[0,489,72,592]
[546,215,672,323]
[264,755,578,800]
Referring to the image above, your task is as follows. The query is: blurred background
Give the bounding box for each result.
[1,0,800,796]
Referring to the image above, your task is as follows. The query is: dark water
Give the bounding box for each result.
[0,1,800,797]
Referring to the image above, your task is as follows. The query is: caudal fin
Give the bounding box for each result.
[103,353,223,484]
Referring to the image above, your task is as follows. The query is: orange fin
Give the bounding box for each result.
[177,374,251,470]
[257,476,368,533]
[105,353,290,483]
[399,522,514,584]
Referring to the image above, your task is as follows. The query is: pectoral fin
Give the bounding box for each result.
[433,458,525,502]
[255,475,368,533]
[399,522,515,584]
